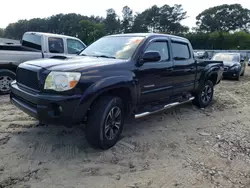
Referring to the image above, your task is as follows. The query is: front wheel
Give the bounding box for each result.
[193,80,214,108]
[0,70,16,95]
[85,96,124,149]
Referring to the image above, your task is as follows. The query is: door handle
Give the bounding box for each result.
[189,67,196,71]
[166,68,174,72]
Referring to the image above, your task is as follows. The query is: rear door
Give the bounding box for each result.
[137,38,174,104]
[171,40,196,95]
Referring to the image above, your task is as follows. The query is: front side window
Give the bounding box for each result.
[48,37,64,53]
[145,41,169,61]
[67,39,86,54]
[172,42,191,60]
[80,36,144,60]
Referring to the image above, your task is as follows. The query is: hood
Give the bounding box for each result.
[22,56,127,71]
[223,61,240,67]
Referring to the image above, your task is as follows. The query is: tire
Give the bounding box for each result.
[85,96,124,149]
[193,80,214,108]
[0,69,16,95]
[235,73,240,81]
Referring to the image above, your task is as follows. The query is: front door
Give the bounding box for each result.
[137,39,174,104]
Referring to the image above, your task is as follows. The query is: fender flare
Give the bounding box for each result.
[72,76,138,119]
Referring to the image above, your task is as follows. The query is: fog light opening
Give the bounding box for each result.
[50,103,63,117]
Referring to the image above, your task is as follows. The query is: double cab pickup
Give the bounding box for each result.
[10,33,224,149]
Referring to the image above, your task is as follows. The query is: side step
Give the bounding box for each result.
[135,97,195,119]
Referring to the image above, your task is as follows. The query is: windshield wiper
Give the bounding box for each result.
[92,55,116,59]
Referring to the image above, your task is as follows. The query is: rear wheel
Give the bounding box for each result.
[85,96,124,149]
[0,70,16,95]
[193,80,214,108]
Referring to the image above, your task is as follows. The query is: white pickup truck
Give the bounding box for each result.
[0,32,86,94]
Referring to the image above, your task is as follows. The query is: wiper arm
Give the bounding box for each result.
[93,55,116,59]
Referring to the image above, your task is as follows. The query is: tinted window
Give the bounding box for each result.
[48,37,64,53]
[67,39,86,54]
[80,36,144,60]
[145,42,169,61]
[172,42,190,60]
[22,34,42,50]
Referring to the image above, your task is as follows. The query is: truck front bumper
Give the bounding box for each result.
[10,81,88,126]
[223,70,239,79]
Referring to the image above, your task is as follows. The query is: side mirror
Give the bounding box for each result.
[240,58,245,62]
[141,51,161,63]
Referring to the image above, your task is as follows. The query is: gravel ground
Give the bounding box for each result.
[1,67,250,188]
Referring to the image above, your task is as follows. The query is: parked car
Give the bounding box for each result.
[194,51,209,59]
[0,32,86,94]
[211,52,246,80]
[10,33,224,149]
[248,58,250,66]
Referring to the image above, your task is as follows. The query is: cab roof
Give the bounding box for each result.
[24,32,81,40]
[107,33,189,42]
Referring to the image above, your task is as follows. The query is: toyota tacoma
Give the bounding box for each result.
[10,33,224,149]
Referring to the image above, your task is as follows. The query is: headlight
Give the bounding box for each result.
[231,65,240,71]
[44,72,81,91]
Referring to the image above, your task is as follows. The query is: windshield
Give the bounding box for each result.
[212,53,239,62]
[80,36,144,59]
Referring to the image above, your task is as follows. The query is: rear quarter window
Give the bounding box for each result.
[22,34,42,50]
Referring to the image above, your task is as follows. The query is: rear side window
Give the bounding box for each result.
[67,39,86,54]
[48,37,64,53]
[172,42,191,60]
[22,34,42,50]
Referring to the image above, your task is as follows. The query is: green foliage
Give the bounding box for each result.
[104,9,120,34]
[78,20,105,45]
[121,6,133,33]
[133,4,188,34]
[3,4,188,43]
[0,28,4,37]
[184,31,250,50]
[196,4,250,32]
[3,3,250,49]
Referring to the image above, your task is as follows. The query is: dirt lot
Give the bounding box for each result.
[1,68,250,188]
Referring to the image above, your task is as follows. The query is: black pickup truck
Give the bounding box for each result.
[10,33,223,149]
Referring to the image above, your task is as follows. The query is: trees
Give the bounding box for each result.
[104,9,120,34]
[158,4,188,34]
[121,6,133,33]
[131,4,188,34]
[3,3,250,49]
[184,31,250,50]
[196,4,250,32]
[78,20,105,45]
[0,28,4,37]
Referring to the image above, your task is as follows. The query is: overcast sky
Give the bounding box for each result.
[1,0,249,29]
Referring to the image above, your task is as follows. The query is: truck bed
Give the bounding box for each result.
[0,44,39,52]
